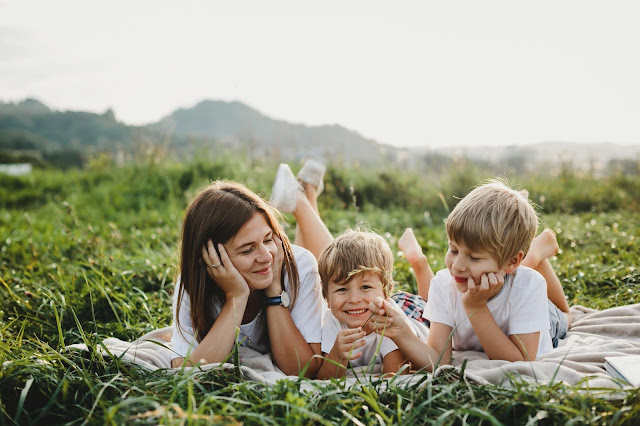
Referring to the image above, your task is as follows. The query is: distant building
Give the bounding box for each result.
[0,163,32,176]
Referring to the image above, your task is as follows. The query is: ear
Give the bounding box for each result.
[504,250,524,274]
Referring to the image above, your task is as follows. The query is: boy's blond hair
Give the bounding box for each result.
[318,229,395,299]
[446,180,538,267]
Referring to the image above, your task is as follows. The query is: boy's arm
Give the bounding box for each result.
[368,298,451,372]
[466,305,539,361]
[316,328,366,379]
[463,274,540,361]
[382,349,409,375]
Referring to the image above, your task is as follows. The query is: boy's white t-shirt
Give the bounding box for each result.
[321,304,429,368]
[171,245,327,358]
[321,310,399,368]
[423,266,553,357]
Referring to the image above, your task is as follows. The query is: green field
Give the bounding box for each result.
[1,158,639,424]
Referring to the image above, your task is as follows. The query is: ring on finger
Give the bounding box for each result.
[211,263,222,268]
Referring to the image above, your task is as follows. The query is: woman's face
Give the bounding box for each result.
[224,213,278,290]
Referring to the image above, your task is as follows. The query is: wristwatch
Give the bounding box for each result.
[265,290,290,308]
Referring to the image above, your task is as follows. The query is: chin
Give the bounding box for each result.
[247,275,273,291]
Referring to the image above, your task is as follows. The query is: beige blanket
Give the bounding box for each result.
[68,304,640,389]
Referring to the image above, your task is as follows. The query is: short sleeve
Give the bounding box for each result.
[422,269,456,328]
[321,311,342,354]
[288,246,327,344]
[170,279,199,358]
[508,269,550,335]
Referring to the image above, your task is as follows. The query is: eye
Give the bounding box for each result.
[335,287,347,293]
[449,248,458,254]
[361,285,372,290]
[240,246,254,255]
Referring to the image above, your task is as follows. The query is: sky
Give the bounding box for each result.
[1,1,639,148]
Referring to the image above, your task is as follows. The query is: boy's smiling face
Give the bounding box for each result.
[445,239,506,293]
[327,272,386,329]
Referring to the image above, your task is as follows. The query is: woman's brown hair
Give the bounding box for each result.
[175,181,299,343]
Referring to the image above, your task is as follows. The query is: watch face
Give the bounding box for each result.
[281,290,290,308]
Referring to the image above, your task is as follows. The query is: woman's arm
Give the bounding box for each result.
[173,292,250,367]
[174,241,251,367]
[265,241,324,377]
[265,299,323,377]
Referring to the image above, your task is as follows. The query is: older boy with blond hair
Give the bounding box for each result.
[368,180,570,369]
[315,229,427,379]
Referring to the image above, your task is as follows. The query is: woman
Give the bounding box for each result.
[170,179,327,377]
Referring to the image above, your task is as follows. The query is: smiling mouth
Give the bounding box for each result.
[454,276,468,283]
[255,267,271,274]
[345,308,368,315]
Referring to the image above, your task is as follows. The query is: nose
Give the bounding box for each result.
[347,289,364,303]
[256,243,273,263]
[452,256,466,273]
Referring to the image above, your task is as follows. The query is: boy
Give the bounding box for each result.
[315,230,427,379]
[368,181,570,370]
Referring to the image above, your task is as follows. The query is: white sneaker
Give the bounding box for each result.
[296,159,326,195]
[270,163,301,213]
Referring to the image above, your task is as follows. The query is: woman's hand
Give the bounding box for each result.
[265,235,285,297]
[202,239,250,299]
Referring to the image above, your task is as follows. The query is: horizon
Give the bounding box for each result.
[2,1,640,148]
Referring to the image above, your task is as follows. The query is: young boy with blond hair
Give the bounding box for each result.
[368,180,570,369]
[315,229,427,379]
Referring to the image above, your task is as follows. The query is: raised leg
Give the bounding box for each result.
[522,228,571,327]
[293,183,333,260]
[398,228,434,300]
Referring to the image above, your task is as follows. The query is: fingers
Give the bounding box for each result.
[479,273,489,291]
[486,272,499,289]
[467,276,476,292]
[202,240,218,267]
[338,328,366,342]
[217,243,232,266]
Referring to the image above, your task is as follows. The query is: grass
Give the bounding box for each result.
[1,158,640,424]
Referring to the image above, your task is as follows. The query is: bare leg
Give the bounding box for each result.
[522,228,572,327]
[293,183,333,259]
[398,228,434,300]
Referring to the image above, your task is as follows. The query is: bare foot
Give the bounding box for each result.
[526,228,559,268]
[398,228,424,264]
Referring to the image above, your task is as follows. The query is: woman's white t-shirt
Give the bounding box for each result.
[171,245,327,358]
[423,266,552,357]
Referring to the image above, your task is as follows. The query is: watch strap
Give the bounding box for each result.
[264,296,282,307]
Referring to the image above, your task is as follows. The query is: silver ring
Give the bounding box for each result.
[211,263,222,268]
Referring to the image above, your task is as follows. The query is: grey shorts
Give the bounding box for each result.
[548,300,569,348]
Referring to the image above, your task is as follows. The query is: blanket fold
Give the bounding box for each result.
[67,303,640,389]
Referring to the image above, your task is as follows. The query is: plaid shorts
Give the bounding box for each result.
[391,291,430,327]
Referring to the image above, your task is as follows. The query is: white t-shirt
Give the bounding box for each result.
[321,310,399,368]
[423,266,552,357]
[171,245,327,358]
[321,304,429,368]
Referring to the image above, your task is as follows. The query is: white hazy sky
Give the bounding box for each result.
[1,1,639,148]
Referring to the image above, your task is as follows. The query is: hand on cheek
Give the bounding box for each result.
[462,272,504,309]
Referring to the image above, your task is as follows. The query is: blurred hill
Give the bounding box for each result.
[1,98,638,175]
[148,100,400,166]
